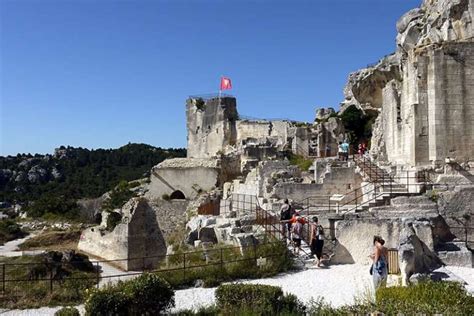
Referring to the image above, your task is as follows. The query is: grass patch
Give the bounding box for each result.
[0,254,96,309]
[288,154,313,171]
[376,280,474,315]
[0,219,27,246]
[18,230,81,251]
[155,241,293,289]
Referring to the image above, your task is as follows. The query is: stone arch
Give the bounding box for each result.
[170,190,186,200]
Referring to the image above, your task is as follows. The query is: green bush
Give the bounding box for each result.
[0,219,27,245]
[85,274,175,316]
[215,284,304,315]
[101,180,137,212]
[105,212,122,232]
[54,306,80,316]
[288,154,313,171]
[85,286,130,316]
[123,274,175,314]
[195,98,206,111]
[376,280,474,315]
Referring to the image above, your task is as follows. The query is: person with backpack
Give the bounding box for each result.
[291,214,304,255]
[310,216,325,267]
[279,199,294,239]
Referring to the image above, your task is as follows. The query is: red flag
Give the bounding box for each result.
[220,77,232,90]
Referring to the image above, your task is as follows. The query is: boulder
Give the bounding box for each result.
[232,233,258,254]
[185,230,199,246]
[399,222,443,286]
[239,214,257,226]
[198,226,217,243]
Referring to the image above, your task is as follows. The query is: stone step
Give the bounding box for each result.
[436,242,473,268]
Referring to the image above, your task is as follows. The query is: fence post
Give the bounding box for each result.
[96,261,100,288]
[253,243,258,265]
[183,253,186,281]
[220,248,224,272]
[2,264,5,293]
[50,268,53,293]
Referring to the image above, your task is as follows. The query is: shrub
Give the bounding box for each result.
[123,274,175,314]
[376,280,474,315]
[106,212,122,232]
[195,98,206,111]
[162,193,171,201]
[85,286,130,316]
[85,274,175,315]
[288,154,313,171]
[54,307,80,316]
[102,181,136,212]
[426,189,439,202]
[215,283,304,315]
[0,219,27,245]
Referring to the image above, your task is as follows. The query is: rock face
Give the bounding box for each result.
[78,198,167,271]
[399,222,443,286]
[340,0,474,167]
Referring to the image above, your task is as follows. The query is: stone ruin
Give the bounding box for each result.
[78,198,167,271]
[79,0,474,285]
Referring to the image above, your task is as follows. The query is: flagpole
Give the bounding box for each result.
[218,76,222,106]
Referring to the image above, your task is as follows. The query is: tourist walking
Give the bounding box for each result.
[279,199,294,240]
[325,144,331,157]
[342,140,350,161]
[310,216,325,267]
[338,142,344,161]
[291,214,304,255]
[370,235,388,290]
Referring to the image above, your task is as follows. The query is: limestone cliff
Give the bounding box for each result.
[341,0,474,166]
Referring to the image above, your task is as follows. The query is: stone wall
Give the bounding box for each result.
[381,43,474,166]
[149,199,189,242]
[273,164,362,203]
[186,97,238,158]
[78,198,167,271]
[146,158,220,200]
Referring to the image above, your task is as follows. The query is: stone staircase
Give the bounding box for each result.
[347,156,414,213]
[435,241,473,268]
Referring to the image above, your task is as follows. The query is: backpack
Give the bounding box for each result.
[280,204,291,220]
[317,225,325,239]
[292,221,303,238]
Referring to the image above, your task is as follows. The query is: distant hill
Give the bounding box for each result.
[0,143,186,218]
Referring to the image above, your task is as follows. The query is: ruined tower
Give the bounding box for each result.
[186,96,238,158]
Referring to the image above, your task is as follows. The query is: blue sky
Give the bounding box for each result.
[1,0,420,156]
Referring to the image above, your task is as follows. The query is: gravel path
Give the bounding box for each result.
[171,263,374,313]
[0,233,43,257]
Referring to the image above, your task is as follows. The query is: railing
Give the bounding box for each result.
[0,241,287,296]
[188,93,234,100]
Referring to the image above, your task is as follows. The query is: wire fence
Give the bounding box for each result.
[0,241,287,298]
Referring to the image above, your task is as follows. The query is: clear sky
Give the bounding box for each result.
[1,0,420,156]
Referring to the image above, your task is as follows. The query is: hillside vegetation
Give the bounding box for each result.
[0,143,186,218]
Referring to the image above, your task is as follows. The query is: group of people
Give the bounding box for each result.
[279,199,389,288]
[337,140,368,161]
[279,199,325,267]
